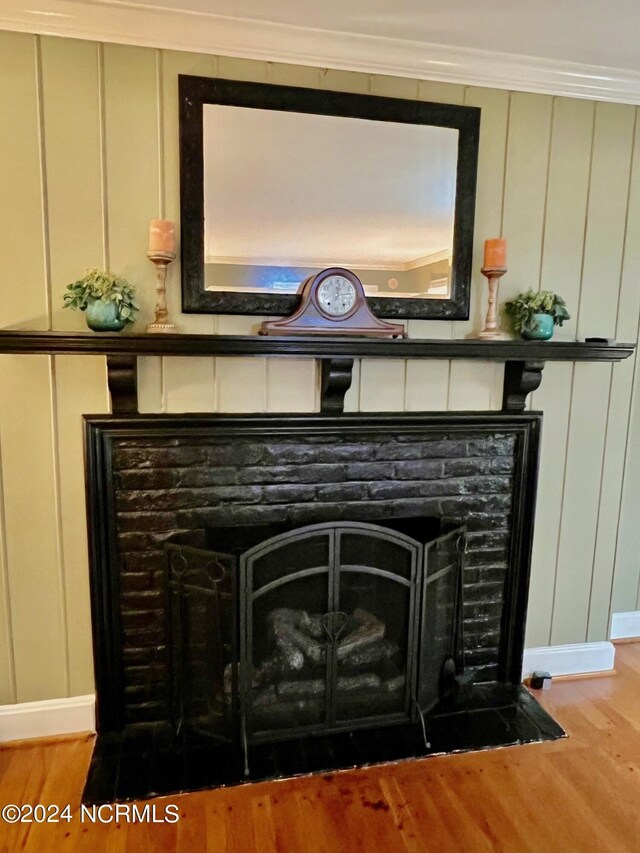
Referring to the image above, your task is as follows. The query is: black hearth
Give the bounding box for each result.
[82,412,564,802]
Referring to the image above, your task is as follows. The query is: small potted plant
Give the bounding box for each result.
[504,289,570,340]
[63,269,139,332]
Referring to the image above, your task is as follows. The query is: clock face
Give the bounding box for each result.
[316,276,357,317]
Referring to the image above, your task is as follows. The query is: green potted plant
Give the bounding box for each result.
[504,289,570,340]
[63,269,139,332]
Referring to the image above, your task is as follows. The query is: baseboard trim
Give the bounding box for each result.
[610,611,640,640]
[522,642,616,679]
[0,695,95,743]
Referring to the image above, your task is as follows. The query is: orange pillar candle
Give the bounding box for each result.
[149,219,175,255]
[484,237,507,269]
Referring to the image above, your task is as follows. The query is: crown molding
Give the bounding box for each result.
[3,0,640,104]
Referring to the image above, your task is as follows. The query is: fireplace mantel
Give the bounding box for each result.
[0,331,633,415]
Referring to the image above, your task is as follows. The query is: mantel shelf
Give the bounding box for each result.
[0,330,633,416]
[0,330,634,362]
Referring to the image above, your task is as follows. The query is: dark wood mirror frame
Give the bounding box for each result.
[179,75,480,320]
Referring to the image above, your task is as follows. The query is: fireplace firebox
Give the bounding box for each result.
[82,412,565,803]
[167,518,465,772]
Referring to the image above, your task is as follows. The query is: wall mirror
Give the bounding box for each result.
[179,76,480,320]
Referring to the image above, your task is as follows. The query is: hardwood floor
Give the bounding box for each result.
[1,644,640,852]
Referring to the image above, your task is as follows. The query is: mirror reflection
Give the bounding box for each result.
[203,105,459,300]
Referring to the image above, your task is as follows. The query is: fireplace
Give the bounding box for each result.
[82,412,564,803]
[167,517,465,772]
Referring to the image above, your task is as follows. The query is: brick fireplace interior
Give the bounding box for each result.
[82,411,564,803]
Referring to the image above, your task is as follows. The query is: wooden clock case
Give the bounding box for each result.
[259,268,405,338]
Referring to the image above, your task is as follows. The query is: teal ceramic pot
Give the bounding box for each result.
[85,298,126,332]
[522,313,554,340]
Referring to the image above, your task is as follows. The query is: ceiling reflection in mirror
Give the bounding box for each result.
[203,105,458,300]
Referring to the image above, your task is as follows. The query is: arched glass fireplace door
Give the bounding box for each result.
[240,521,423,743]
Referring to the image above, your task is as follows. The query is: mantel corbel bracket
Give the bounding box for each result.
[107,355,139,415]
[320,357,355,413]
[502,360,545,412]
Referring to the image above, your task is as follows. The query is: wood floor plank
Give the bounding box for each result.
[2,645,640,851]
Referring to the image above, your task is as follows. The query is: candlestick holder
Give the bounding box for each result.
[477,266,509,340]
[146,251,177,333]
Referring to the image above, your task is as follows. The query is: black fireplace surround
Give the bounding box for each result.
[83,411,564,802]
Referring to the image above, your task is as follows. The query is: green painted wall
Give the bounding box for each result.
[1,30,639,705]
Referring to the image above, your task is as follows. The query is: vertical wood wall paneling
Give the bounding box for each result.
[613,348,640,611]
[551,102,636,646]
[461,92,552,412]
[41,38,105,333]
[445,362,493,410]
[588,109,640,640]
[40,36,111,694]
[498,91,558,641]
[162,357,216,413]
[405,321,450,411]
[0,439,15,703]
[267,359,318,413]
[550,364,611,645]
[590,361,639,635]
[102,44,160,320]
[525,97,594,647]
[462,88,510,336]
[451,85,513,410]
[358,358,407,411]
[215,315,268,412]
[524,364,574,647]
[268,62,324,89]
[0,31,46,703]
[500,93,553,304]
[417,80,465,107]
[538,98,595,340]
[460,87,512,409]
[160,325,217,425]
[103,44,162,414]
[161,49,218,413]
[0,32,69,702]
[607,105,640,617]
[217,56,269,84]
[370,75,418,100]
[52,358,109,693]
[137,356,164,413]
[357,324,407,411]
[576,103,637,339]
[319,68,370,94]
[0,32,48,330]
[0,357,68,703]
